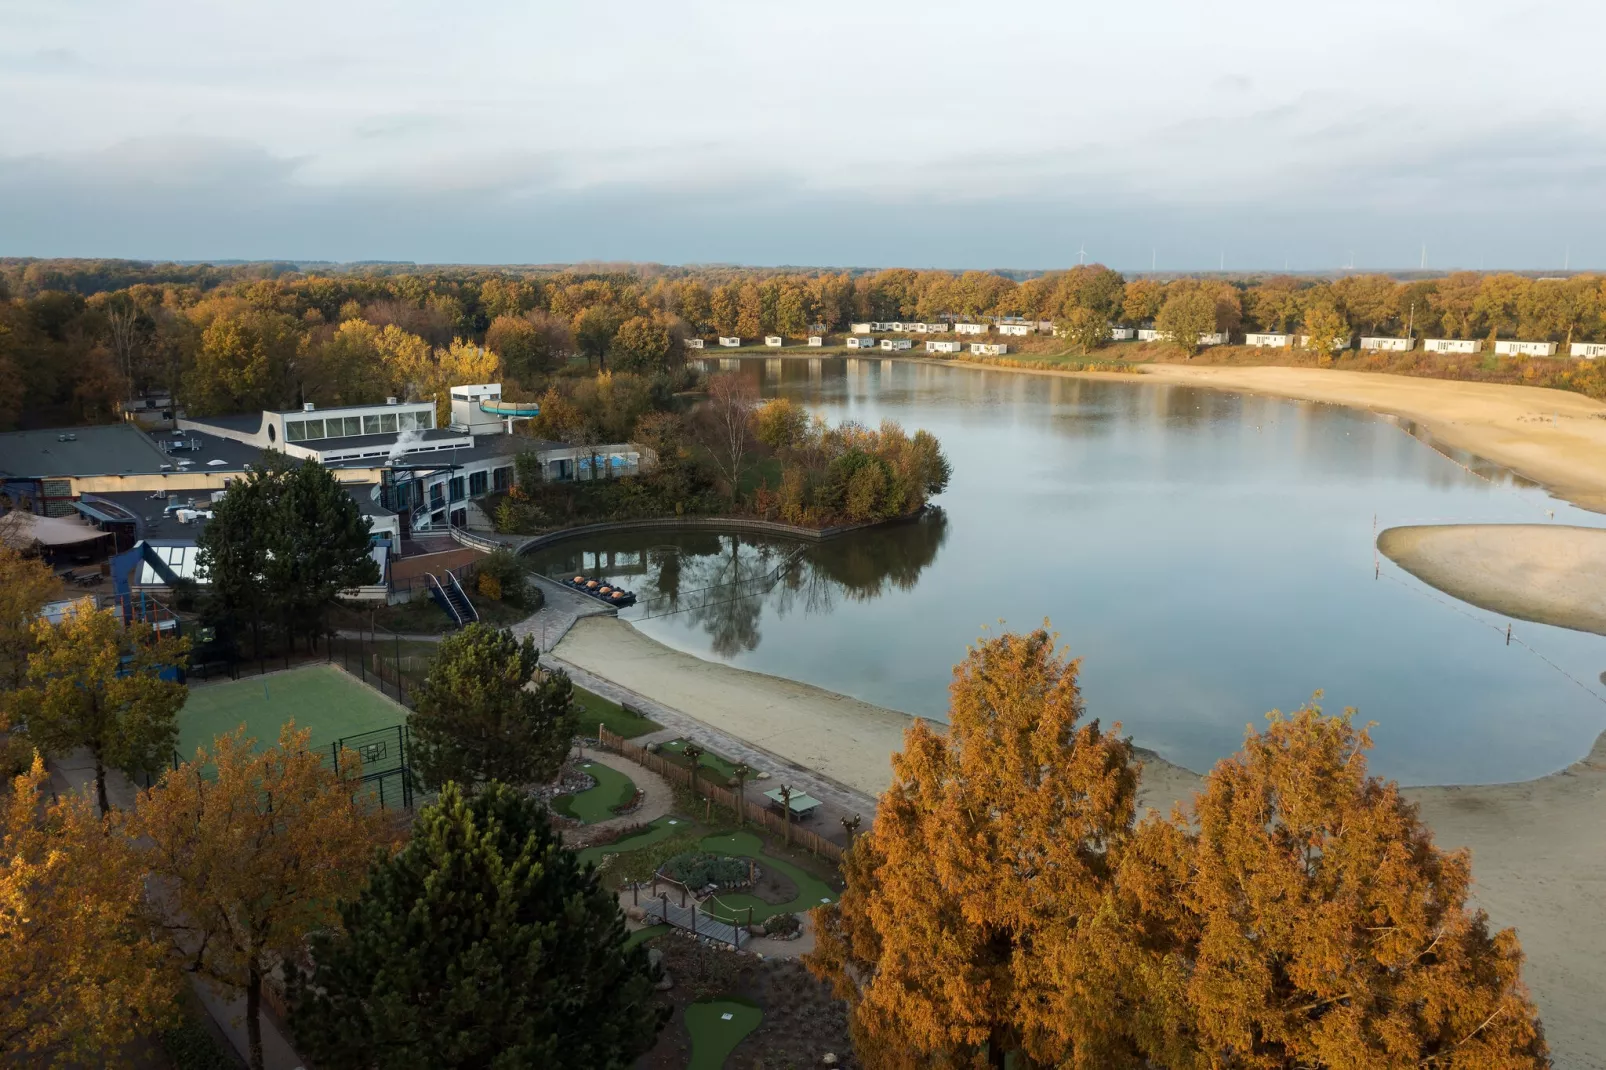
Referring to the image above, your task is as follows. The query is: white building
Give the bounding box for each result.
[1424,339,1482,354]
[764,335,784,347]
[954,322,987,335]
[850,323,873,334]
[1300,335,1351,351]
[685,338,704,349]
[925,339,963,354]
[923,322,951,333]
[969,343,1009,356]
[718,336,742,348]
[807,336,824,347]
[1245,333,1292,348]
[880,338,913,351]
[1136,329,1162,342]
[1361,336,1414,352]
[1571,342,1606,359]
[997,323,1034,337]
[1198,332,1230,347]
[1493,340,1558,357]
[846,336,877,349]
[1109,327,1135,341]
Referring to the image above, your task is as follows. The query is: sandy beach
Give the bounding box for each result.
[1379,524,1606,636]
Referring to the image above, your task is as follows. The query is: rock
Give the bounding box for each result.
[748,922,767,937]
[625,905,646,922]
[822,1054,838,1066]
[653,972,674,991]
[755,771,771,780]
[647,947,664,969]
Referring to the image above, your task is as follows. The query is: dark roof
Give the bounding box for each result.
[143,429,262,472]
[183,412,265,434]
[392,434,556,468]
[0,424,176,478]
[343,482,396,519]
[83,490,217,541]
[309,428,469,454]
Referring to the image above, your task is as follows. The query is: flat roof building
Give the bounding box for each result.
[1571,342,1606,359]
[1493,340,1558,357]
[926,339,962,354]
[846,336,876,349]
[1361,336,1414,351]
[969,342,1008,356]
[1245,333,1292,348]
[954,322,987,335]
[1424,339,1481,354]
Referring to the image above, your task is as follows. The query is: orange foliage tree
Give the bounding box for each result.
[1115,700,1547,1069]
[807,628,1142,1069]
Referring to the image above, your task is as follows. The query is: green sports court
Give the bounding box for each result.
[177,663,408,762]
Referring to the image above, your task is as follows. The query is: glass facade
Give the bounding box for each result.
[283,406,432,443]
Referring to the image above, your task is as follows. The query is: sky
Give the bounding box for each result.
[2,0,1604,271]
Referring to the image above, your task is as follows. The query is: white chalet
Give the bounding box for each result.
[1493,340,1558,357]
[1245,333,1292,348]
[880,338,913,351]
[925,339,963,354]
[1109,327,1135,341]
[718,336,742,348]
[850,323,874,334]
[846,336,877,349]
[997,323,1034,337]
[1361,336,1413,352]
[1571,342,1606,359]
[954,322,987,335]
[807,336,824,347]
[685,338,704,349]
[1424,339,1481,354]
[764,335,784,347]
[1136,329,1161,342]
[969,343,1008,356]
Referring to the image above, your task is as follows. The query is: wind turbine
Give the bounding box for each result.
[1078,242,1087,266]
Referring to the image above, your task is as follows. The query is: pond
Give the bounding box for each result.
[526,357,1606,786]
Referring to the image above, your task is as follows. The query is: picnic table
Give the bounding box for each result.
[763,787,821,819]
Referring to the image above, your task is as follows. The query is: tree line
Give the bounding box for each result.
[8,257,1606,431]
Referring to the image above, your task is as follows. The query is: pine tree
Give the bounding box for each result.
[1116,700,1548,1069]
[288,782,665,1069]
[808,628,1143,1069]
[407,624,578,792]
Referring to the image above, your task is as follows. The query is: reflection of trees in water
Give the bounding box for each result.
[529,512,948,658]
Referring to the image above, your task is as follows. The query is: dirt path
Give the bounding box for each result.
[565,747,675,840]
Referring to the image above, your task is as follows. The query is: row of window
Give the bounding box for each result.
[284,408,434,443]
[413,466,511,510]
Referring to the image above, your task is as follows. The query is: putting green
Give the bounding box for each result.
[178,664,405,760]
[624,923,670,949]
[696,831,837,923]
[660,738,742,782]
[685,997,762,1069]
[574,816,686,868]
[552,760,636,824]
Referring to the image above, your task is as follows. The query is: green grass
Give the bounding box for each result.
[658,738,742,782]
[573,685,661,740]
[685,997,763,1070]
[624,923,670,950]
[696,830,838,923]
[552,760,637,824]
[178,663,406,760]
[574,816,688,869]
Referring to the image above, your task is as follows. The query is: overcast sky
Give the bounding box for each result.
[3,0,1603,270]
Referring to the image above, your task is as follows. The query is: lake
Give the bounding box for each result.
[527,356,1606,786]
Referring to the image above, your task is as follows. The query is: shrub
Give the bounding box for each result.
[476,548,527,605]
[765,911,801,937]
[660,851,750,888]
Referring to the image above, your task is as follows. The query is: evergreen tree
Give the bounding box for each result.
[408,624,578,792]
[288,782,664,1069]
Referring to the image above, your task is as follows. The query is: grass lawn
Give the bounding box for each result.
[574,815,689,869]
[624,923,670,950]
[178,663,406,760]
[552,760,636,824]
[685,997,762,1070]
[696,831,838,923]
[658,738,742,782]
[573,685,661,740]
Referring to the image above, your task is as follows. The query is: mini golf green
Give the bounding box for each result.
[659,738,742,781]
[574,816,686,868]
[624,923,670,949]
[696,831,837,923]
[552,760,636,824]
[685,997,762,1069]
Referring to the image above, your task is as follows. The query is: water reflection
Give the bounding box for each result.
[527,509,950,659]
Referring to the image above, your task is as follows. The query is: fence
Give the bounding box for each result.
[596,727,844,863]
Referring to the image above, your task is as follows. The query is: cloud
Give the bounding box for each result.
[1212,74,1254,94]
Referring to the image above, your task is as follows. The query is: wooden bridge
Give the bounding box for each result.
[638,889,746,949]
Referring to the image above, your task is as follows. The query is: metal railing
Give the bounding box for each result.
[446,569,479,624]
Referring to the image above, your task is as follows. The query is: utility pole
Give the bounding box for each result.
[1420,243,1426,270]
[1151,248,1156,272]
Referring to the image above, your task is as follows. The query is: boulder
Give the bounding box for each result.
[653,971,674,992]
[822,1054,838,1066]
[647,947,664,969]
[748,922,767,937]
[625,905,646,922]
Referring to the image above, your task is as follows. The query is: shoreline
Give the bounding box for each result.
[906,358,1606,514]
[555,613,1606,1069]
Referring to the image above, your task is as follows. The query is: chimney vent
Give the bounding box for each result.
[386,397,398,405]
[303,402,315,412]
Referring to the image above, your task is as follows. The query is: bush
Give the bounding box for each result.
[765,911,801,937]
[476,548,527,605]
[660,851,750,888]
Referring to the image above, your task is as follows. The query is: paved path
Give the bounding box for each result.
[512,573,617,652]
[564,747,674,841]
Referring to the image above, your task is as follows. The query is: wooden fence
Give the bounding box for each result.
[596,727,844,863]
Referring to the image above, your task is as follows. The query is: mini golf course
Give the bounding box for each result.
[696,831,837,923]
[574,816,687,869]
[659,738,742,782]
[685,997,763,1069]
[552,760,636,824]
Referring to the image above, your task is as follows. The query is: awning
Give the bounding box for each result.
[1,511,111,549]
[73,500,135,525]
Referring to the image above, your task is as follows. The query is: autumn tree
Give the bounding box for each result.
[0,535,57,693]
[1156,288,1219,354]
[609,315,672,374]
[809,628,1142,1069]
[0,755,178,1065]
[1057,306,1112,354]
[24,606,188,815]
[407,624,578,792]
[1122,278,1166,325]
[288,781,663,1068]
[1301,297,1351,358]
[1115,701,1548,1069]
[754,396,809,453]
[736,281,763,338]
[136,726,386,1070]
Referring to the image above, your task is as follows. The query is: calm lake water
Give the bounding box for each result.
[529,357,1606,785]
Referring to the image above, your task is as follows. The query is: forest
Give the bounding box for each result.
[6,257,1606,432]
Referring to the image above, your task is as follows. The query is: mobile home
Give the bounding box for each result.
[1424,338,1481,354]
[807,336,824,347]
[1245,333,1292,348]
[969,343,1008,356]
[1198,332,1229,347]
[685,338,704,349]
[718,336,742,348]
[997,323,1034,337]
[1493,340,1558,357]
[1136,329,1162,342]
[1571,342,1606,359]
[846,336,876,349]
[880,339,913,351]
[764,335,783,347]
[954,322,987,335]
[925,339,963,354]
[1360,336,1413,352]
[850,323,873,334]
[1299,334,1351,351]
[1109,327,1135,341]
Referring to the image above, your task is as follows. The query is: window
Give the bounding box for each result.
[396,411,415,431]
[285,420,306,442]
[337,416,362,437]
[301,419,325,440]
[448,477,465,502]
[379,413,397,433]
[429,483,444,506]
[363,414,382,435]
[492,466,512,491]
[417,409,434,429]
[468,470,488,496]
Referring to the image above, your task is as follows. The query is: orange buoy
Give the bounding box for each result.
[573,576,584,583]
[611,591,625,600]
[586,580,599,588]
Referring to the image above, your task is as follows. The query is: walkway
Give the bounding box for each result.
[638,891,746,948]
[512,573,618,652]
[564,747,675,841]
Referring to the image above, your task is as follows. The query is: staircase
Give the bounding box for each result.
[427,571,479,629]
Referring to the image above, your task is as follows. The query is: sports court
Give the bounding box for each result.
[177,663,407,762]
